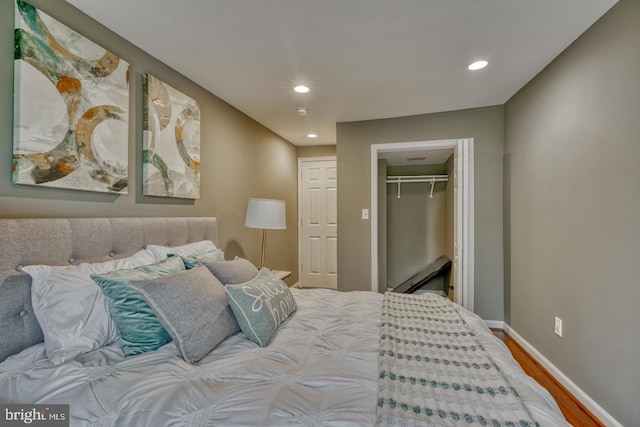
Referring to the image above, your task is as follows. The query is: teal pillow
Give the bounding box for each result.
[225,268,297,347]
[179,248,225,269]
[91,256,186,356]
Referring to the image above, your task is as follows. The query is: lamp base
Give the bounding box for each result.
[258,229,267,269]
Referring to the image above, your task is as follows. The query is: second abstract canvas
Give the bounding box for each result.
[143,74,200,199]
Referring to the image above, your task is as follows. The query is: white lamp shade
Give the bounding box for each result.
[245,198,286,230]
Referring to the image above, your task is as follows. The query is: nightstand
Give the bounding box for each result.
[272,270,291,280]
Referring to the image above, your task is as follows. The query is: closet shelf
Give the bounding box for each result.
[386,175,448,184]
[386,175,448,199]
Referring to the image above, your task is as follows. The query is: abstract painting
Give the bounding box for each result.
[13,0,130,193]
[143,74,200,199]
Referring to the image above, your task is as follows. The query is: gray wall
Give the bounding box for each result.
[504,1,639,424]
[336,105,504,321]
[0,0,298,283]
[296,145,336,158]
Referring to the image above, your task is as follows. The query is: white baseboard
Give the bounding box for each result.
[484,320,504,329]
[503,324,622,427]
[291,282,301,288]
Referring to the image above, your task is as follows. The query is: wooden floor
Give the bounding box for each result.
[492,330,604,427]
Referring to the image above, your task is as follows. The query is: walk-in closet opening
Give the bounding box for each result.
[382,150,454,299]
[370,139,474,311]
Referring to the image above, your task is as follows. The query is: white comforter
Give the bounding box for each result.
[0,289,566,427]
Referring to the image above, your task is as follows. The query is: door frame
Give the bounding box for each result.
[370,139,474,311]
[298,156,338,287]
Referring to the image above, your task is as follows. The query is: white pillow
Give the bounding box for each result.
[22,249,157,365]
[146,240,216,262]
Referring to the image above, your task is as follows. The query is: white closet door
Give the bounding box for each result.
[452,146,460,303]
[299,158,337,289]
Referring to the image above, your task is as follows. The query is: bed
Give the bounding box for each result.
[0,217,569,426]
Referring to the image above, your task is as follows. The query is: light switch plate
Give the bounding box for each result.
[554,317,563,337]
[362,209,369,220]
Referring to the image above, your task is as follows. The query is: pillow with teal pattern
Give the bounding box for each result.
[225,268,296,347]
[146,240,216,262]
[179,248,225,269]
[91,256,186,356]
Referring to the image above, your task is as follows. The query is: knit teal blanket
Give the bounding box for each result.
[376,293,540,427]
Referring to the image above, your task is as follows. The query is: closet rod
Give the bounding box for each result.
[386,175,448,199]
[386,175,448,184]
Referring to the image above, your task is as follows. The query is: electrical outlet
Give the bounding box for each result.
[554,317,563,337]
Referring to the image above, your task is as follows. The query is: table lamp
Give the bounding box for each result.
[244,198,286,269]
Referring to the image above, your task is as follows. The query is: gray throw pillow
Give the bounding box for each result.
[129,266,239,364]
[225,268,297,347]
[204,256,259,284]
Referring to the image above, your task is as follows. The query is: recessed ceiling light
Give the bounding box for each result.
[468,60,488,71]
[307,133,318,138]
[294,85,310,93]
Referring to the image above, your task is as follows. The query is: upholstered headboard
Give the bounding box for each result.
[0,217,218,363]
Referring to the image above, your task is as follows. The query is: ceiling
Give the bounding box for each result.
[66,0,617,147]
